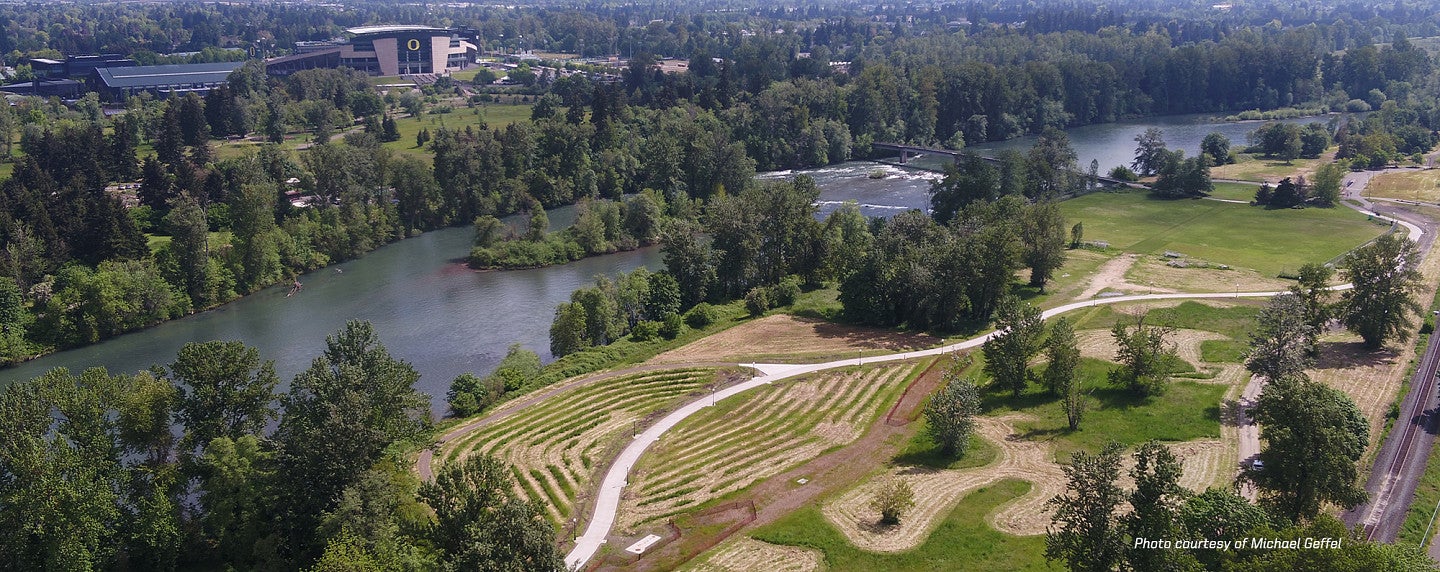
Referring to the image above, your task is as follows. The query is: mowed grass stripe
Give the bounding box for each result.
[449,370,709,458]
[623,364,918,529]
[438,368,716,524]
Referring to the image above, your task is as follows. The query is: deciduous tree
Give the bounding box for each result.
[924,373,981,457]
[1244,294,1316,382]
[169,340,279,456]
[1340,234,1424,349]
[1247,378,1368,522]
[983,295,1046,397]
[869,478,916,526]
[419,454,565,572]
[1046,442,1126,572]
[1109,318,1178,396]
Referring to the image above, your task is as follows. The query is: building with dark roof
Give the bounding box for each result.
[27,54,136,80]
[0,78,83,98]
[91,61,244,100]
[266,25,477,77]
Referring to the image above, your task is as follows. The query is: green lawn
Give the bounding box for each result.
[748,480,1056,572]
[1059,189,1386,276]
[1210,153,1327,182]
[381,102,534,159]
[1067,300,1262,340]
[981,358,1226,461]
[894,420,1000,470]
[1210,181,1260,202]
[146,231,231,254]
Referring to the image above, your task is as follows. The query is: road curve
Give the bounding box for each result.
[564,201,1426,570]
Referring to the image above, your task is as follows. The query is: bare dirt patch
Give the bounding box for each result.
[685,538,822,572]
[648,314,938,365]
[1125,256,1291,294]
[1077,254,1177,299]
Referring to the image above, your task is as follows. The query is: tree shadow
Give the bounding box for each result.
[1313,341,1398,369]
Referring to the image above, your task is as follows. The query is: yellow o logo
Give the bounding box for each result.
[407,39,421,51]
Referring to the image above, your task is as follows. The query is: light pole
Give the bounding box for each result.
[1235,282,1239,298]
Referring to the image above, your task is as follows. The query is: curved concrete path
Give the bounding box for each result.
[564,202,1426,570]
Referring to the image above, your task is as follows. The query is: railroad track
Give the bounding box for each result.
[1354,325,1440,541]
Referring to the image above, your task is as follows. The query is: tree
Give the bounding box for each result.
[1062,370,1090,431]
[1244,294,1317,382]
[473,215,507,248]
[419,454,565,572]
[1247,378,1368,522]
[549,302,589,357]
[1290,262,1335,340]
[196,435,281,568]
[1201,132,1231,165]
[1046,442,1126,572]
[1151,151,1213,198]
[169,340,279,457]
[1026,127,1079,199]
[229,183,283,291]
[983,295,1046,397]
[1021,201,1068,290]
[164,194,216,307]
[868,478,916,526]
[1339,234,1424,349]
[924,373,981,457]
[1132,127,1168,176]
[1108,317,1178,396]
[1070,222,1084,249]
[1310,162,1344,207]
[1126,441,1200,572]
[274,320,432,555]
[1178,488,1274,570]
[1043,318,1081,395]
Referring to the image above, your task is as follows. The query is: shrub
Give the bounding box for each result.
[771,276,802,307]
[659,313,684,340]
[1108,165,1139,182]
[685,303,716,328]
[745,288,771,317]
[869,478,916,526]
[630,320,660,341]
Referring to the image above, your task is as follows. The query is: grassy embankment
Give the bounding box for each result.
[1366,169,1440,203]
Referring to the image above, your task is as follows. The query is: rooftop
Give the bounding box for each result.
[346,25,451,35]
[94,62,244,89]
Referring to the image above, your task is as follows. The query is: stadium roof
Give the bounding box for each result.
[94,62,244,89]
[346,25,451,35]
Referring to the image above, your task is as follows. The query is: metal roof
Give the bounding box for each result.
[346,25,451,35]
[94,62,244,89]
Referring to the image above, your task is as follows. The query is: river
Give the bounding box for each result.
[0,208,663,409]
[0,112,1333,407]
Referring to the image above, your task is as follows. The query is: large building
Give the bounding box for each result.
[91,61,245,100]
[265,25,477,77]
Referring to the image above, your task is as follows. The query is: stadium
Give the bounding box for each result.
[265,25,478,77]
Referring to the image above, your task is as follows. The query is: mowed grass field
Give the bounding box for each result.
[437,367,719,525]
[745,479,1055,572]
[622,363,919,530]
[1060,189,1387,276]
[1365,169,1440,203]
[212,101,535,162]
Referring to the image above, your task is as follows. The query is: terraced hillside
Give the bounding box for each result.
[436,367,723,524]
[619,363,921,531]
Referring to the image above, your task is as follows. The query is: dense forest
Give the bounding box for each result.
[1,0,1440,569]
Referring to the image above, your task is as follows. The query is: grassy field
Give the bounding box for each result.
[1059,189,1386,276]
[211,101,535,163]
[1067,300,1263,340]
[980,358,1226,461]
[622,363,919,530]
[437,367,721,525]
[1366,169,1440,203]
[746,479,1056,572]
[1210,181,1260,202]
[894,420,1000,470]
[1210,153,1326,182]
[380,102,535,160]
[146,231,231,254]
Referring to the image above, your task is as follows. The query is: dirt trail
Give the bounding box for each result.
[1076,254,1177,299]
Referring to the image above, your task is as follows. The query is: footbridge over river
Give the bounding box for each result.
[872,141,1133,187]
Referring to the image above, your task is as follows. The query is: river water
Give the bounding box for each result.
[0,208,663,409]
[0,112,1333,407]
